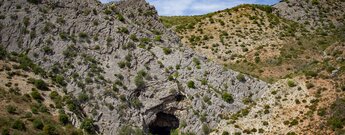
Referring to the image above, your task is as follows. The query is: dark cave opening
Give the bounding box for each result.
[149,112,179,135]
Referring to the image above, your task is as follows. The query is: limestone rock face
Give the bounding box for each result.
[273,0,345,28]
[0,0,269,134]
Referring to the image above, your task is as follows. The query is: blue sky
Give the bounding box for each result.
[100,0,279,16]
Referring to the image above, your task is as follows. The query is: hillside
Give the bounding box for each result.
[0,0,344,134]
[0,0,270,135]
[162,1,345,135]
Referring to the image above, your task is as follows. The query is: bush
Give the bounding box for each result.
[287,80,296,87]
[78,93,89,103]
[162,47,172,55]
[27,0,41,4]
[202,124,211,134]
[12,119,26,131]
[54,75,66,86]
[222,92,234,103]
[134,75,145,89]
[59,113,69,125]
[31,89,43,101]
[34,79,48,90]
[43,124,58,135]
[116,14,125,22]
[33,118,44,129]
[236,74,246,82]
[1,128,9,135]
[78,32,88,38]
[81,118,95,133]
[187,81,195,89]
[0,46,7,59]
[6,105,16,114]
[155,35,162,41]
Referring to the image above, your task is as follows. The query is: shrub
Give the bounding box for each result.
[78,93,89,103]
[222,92,234,103]
[34,79,48,90]
[31,89,43,101]
[117,27,129,34]
[43,124,58,135]
[59,113,69,125]
[287,80,296,87]
[187,81,195,89]
[1,128,9,135]
[116,14,125,22]
[306,82,314,89]
[6,105,16,114]
[0,46,7,59]
[33,118,44,129]
[134,75,145,88]
[304,70,318,77]
[162,47,172,55]
[81,118,95,133]
[78,32,88,38]
[12,119,26,131]
[54,75,66,86]
[236,74,246,82]
[118,61,126,68]
[154,35,162,41]
[27,0,41,4]
[202,124,211,134]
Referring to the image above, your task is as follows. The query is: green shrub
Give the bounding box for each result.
[0,46,7,59]
[81,118,95,133]
[222,92,234,103]
[202,124,211,134]
[1,128,9,135]
[187,81,195,89]
[6,105,16,114]
[31,89,43,101]
[117,27,129,34]
[78,32,88,38]
[34,79,48,90]
[162,47,172,55]
[78,93,89,103]
[154,35,162,41]
[12,119,26,131]
[287,80,296,87]
[33,118,44,129]
[134,75,145,88]
[54,75,66,86]
[116,14,125,22]
[59,113,69,125]
[118,61,126,69]
[43,124,58,135]
[304,70,318,77]
[27,0,41,4]
[236,74,246,82]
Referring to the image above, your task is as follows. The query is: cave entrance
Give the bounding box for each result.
[148,112,179,135]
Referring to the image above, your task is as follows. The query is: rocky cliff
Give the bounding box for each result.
[0,0,269,134]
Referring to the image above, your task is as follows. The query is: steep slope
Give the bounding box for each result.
[0,53,82,135]
[0,0,270,134]
[161,5,307,82]
[274,0,345,28]
[162,1,345,135]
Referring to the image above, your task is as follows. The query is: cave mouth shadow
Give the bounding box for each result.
[148,112,179,135]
